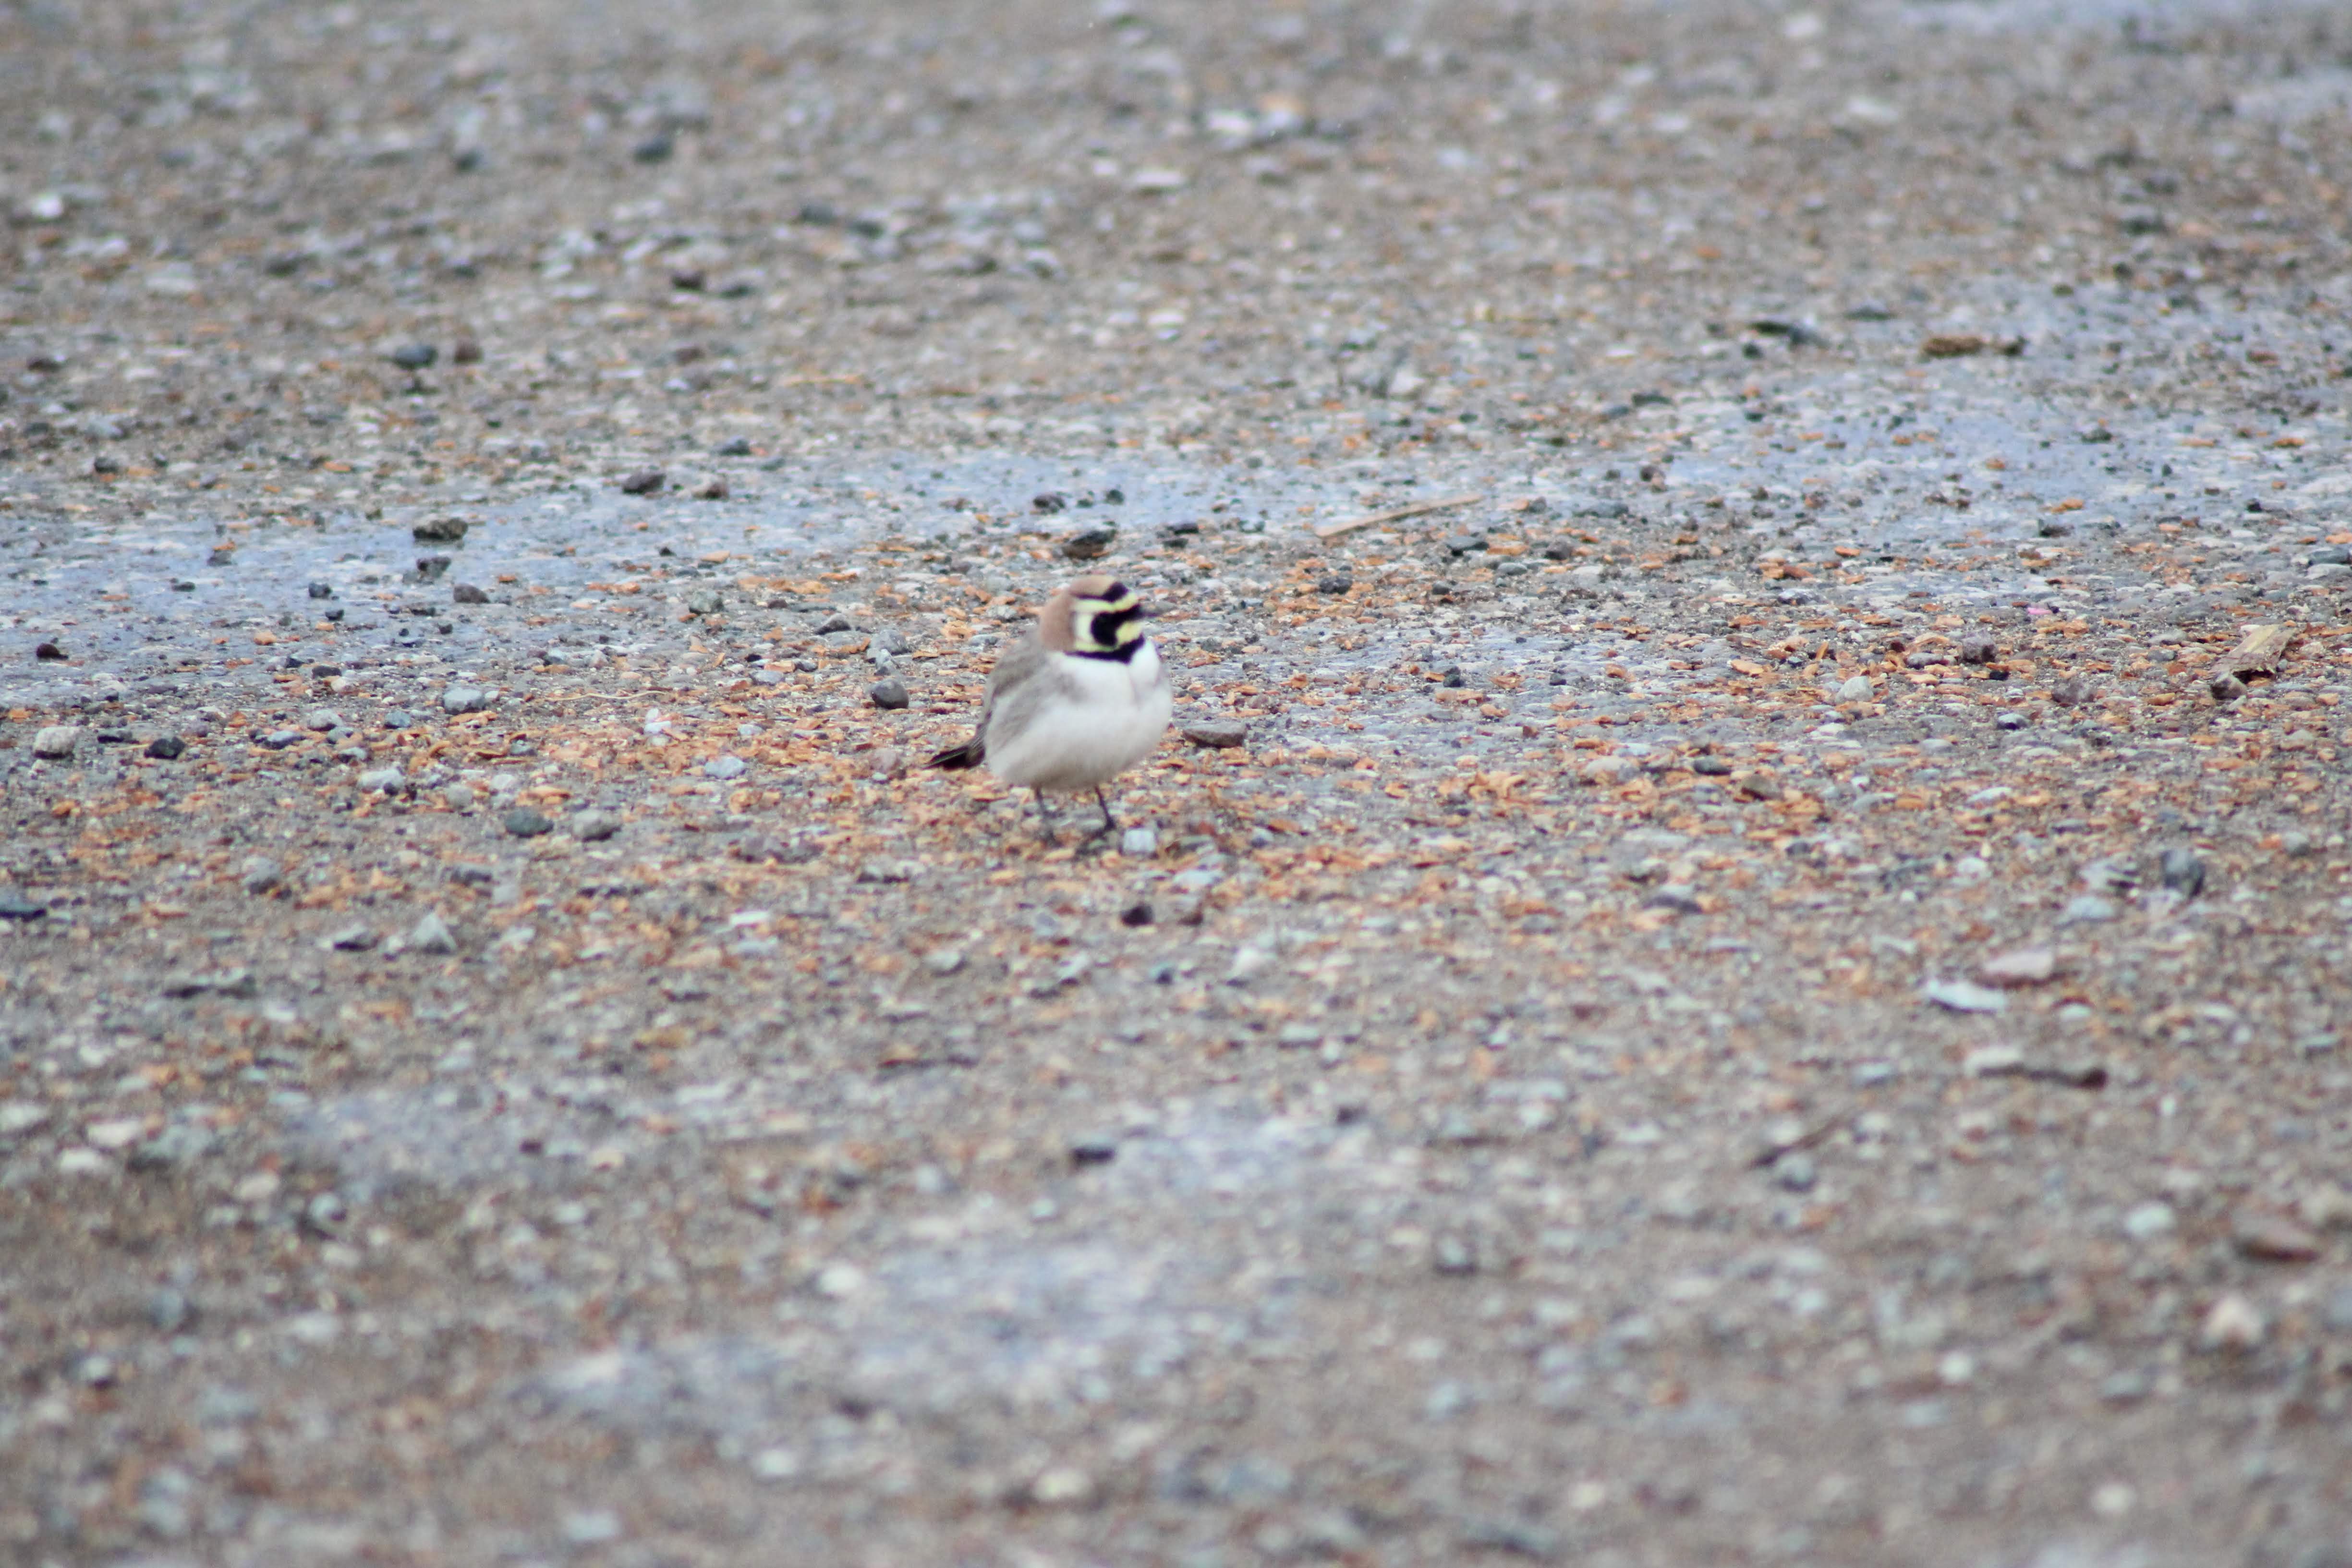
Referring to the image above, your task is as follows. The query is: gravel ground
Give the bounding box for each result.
[6,0,2352,1564]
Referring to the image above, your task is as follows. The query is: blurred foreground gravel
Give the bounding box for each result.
[5,0,2352,1564]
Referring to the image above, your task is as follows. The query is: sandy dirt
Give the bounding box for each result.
[4,0,2352,1564]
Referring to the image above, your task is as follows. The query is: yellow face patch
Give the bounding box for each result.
[1071,583,1146,656]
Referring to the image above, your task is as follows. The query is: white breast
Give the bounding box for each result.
[985,641,1172,793]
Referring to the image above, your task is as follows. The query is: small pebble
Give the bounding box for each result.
[2231,1209,2319,1263]
[408,911,458,955]
[441,686,492,715]
[1924,979,2007,1014]
[1978,946,2057,987]
[388,342,437,370]
[503,809,553,838]
[452,583,489,605]
[618,468,666,495]
[31,725,82,759]
[562,1511,622,1545]
[1062,524,1117,560]
[2199,1293,2265,1350]
[1962,1048,2026,1083]
[2301,1186,2352,1230]
[570,810,622,842]
[2059,895,2118,925]
[869,678,909,710]
[1184,720,1247,748]
[147,1288,193,1334]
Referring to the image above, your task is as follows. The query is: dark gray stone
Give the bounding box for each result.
[1062,524,1117,560]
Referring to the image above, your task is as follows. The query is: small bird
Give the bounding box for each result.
[928,574,1172,843]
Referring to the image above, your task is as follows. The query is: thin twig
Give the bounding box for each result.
[1311,492,1485,540]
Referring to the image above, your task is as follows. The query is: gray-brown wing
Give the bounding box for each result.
[929,630,1049,770]
[976,635,1080,762]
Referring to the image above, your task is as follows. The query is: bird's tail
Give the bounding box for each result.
[927,735,985,770]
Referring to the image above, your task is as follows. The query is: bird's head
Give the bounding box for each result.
[1044,575,1148,660]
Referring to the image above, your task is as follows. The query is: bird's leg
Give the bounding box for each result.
[1073,788,1119,856]
[1031,788,1059,847]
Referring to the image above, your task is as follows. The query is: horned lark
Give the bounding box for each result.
[928,574,1172,842]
